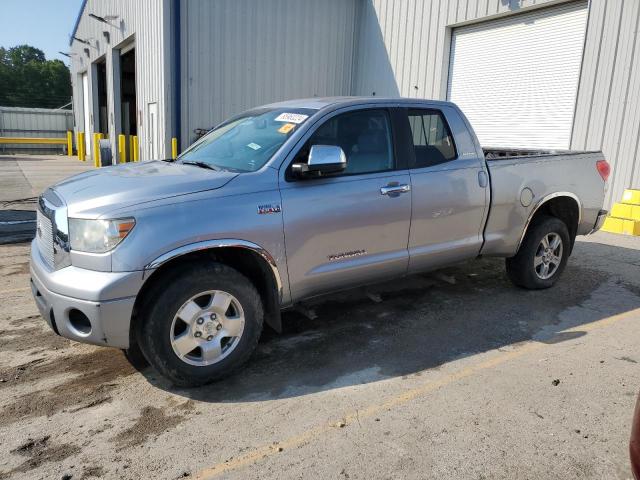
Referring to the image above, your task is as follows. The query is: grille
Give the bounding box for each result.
[36,210,55,269]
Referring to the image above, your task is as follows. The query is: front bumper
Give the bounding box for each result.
[29,240,146,349]
[588,209,608,234]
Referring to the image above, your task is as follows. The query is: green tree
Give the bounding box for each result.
[0,45,71,109]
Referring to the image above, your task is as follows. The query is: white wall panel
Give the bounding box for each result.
[180,0,359,147]
[572,0,640,207]
[353,0,640,208]
[66,0,640,207]
[70,0,172,161]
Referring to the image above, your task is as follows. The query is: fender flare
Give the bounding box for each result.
[515,192,582,253]
[143,239,284,332]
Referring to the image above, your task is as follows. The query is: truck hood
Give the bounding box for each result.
[52,161,239,217]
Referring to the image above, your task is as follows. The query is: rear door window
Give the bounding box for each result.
[407,109,457,167]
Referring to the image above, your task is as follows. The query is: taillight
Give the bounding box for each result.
[596,160,610,182]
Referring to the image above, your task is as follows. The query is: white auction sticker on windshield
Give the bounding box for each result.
[274,113,309,124]
[247,142,261,150]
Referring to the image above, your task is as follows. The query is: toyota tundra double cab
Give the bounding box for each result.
[30,97,610,386]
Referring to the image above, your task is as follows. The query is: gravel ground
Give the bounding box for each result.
[0,231,638,479]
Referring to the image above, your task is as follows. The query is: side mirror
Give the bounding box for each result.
[292,145,347,177]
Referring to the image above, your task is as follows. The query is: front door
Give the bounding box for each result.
[280,107,412,301]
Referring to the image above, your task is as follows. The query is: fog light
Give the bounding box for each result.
[68,309,92,335]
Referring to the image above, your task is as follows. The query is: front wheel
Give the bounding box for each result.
[136,263,264,387]
[506,216,570,289]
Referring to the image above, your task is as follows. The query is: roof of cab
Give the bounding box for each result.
[261,96,454,111]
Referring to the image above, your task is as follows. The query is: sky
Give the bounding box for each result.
[0,0,84,64]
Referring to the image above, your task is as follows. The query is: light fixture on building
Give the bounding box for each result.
[58,51,76,58]
[83,48,90,57]
[89,13,107,23]
[103,31,110,43]
[72,36,90,45]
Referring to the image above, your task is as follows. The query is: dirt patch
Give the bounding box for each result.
[8,314,41,326]
[0,435,80,479]
[176,399,196,412]
[81,465,106,479]
[113,406,186,449]
[616,356,638,364]
[0,316,69,353]
[0,261,30,276]
[0,348,136,428]
[11,435,51,454]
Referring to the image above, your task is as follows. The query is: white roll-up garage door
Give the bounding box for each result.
[447,1,588,150]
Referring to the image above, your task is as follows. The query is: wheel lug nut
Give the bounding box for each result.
[196,318,204,325]
[216,324,222,331]
[207,335,213,341]
[194,331,202,338]
[210,313,217,320]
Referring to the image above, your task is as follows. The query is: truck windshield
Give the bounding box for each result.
[178,108,315,172]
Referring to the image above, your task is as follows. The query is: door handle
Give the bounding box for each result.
[478,170,488,188]
[380,184,411,196]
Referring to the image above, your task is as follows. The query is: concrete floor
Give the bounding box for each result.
[0,231,638,479]
[0,154,92,206]
[0,155,93,243]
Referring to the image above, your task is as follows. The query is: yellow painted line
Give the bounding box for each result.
[194,307,640,479]
[0,287,30,295]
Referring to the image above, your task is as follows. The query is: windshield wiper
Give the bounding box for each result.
[181,161,220,171]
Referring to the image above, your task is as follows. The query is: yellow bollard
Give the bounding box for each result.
[93,133,103,167]
[129,136,134,163]
[77,132,85,161]
[118,134,127,163]
[66,131,73,157]
[133,136,139,162]
[171,138,178,160]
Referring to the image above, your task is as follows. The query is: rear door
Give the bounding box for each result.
[279,107,412,300]
[402,105,489,272]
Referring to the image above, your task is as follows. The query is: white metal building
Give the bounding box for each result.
[70,0,640,207]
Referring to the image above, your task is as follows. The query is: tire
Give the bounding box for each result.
[505,215,570,290]
[123,342,149,370]
[136,262,264,387]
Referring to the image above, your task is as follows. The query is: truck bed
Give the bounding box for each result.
[483,147,600,160]
[480,149,606,258]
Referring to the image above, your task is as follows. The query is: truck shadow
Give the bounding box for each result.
[141,240,640,402]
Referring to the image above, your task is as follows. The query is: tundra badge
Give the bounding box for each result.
[257,204,281,215]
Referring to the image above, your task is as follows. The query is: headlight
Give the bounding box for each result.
[68,218,135,253]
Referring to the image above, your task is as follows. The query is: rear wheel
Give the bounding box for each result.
[506,216,570,289]
[136,263,264,387]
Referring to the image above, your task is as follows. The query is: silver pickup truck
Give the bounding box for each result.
[30,97,610,386]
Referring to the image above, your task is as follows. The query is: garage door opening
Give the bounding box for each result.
[81,72,91,155]
[95,58,108,137]
[120,45,137,161]
[447,1,588,150]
